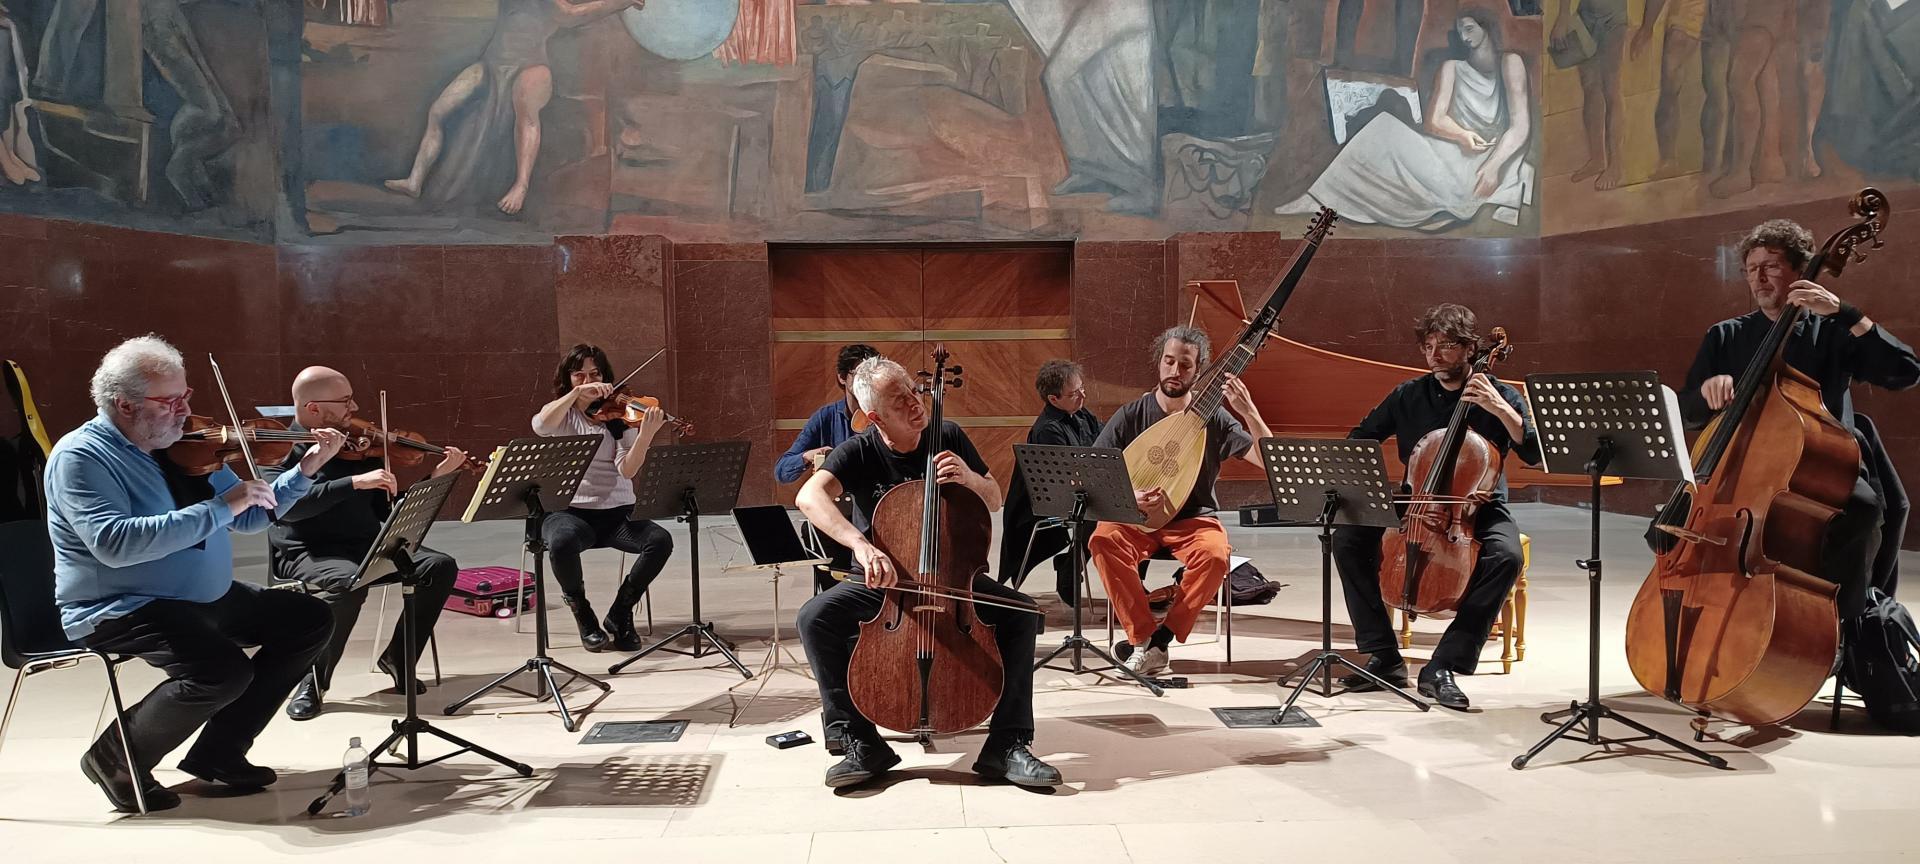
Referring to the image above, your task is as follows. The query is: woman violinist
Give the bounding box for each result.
[793,356,1061,790]
[531,344,675,653]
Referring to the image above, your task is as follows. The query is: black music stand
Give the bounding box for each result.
[608,441,755,679]
[307,473,531,816]
[724,505,830,724]
[1510,372,1726,770]
[1018,444,1165,696]
[1260,438,1429,716]
[443,435,610,733]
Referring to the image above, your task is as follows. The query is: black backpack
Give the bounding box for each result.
[1841,589,1920,735]
[1225,561,1282,606]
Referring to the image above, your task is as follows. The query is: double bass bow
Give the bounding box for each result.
[846,347,1003,739]
[1627,188,1891,727]
[1379,328,1514,621]
[1122,208,1339,530]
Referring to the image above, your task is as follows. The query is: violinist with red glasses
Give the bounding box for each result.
[531,344,677,653]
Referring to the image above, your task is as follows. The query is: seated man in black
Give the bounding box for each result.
[273,366,469,720]
[1333,304,1540,710]
[795,356,1061,789]
[1677,219,1920,618]
[999,358,1103,602]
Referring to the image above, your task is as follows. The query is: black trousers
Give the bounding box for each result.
[797,577,1039,743]
[541,506,673,606]
[280,547,458,691]
[79,582,332,770]
[997,517,1083,602]
[1333,502,1524,675]
[1825,473,1884,621]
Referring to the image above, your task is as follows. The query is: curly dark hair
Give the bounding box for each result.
[836,343,881,380]
[1737,219,1815,272]
[1414,304,1478,347]
[552,344,616,398]
[1034,359,1082,400]
[1152,325,1212,370]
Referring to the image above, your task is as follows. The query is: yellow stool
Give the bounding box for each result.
[1395,533,1529,673]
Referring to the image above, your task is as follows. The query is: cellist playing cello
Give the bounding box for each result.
[1334,304,1540,710]
[1677,219,1920,620]
[794,356,1062,790]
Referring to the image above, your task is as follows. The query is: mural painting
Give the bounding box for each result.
[0,0,1549,242]
[1543,0,1920,235]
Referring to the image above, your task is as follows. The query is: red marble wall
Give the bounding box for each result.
[671,243,776,506]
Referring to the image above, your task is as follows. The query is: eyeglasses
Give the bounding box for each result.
[306,395,356,407]
[142,388,192,410]
[1420,340,1467,355]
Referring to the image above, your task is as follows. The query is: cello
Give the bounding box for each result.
[1627,188,1891,727]
[847,347,1003,738]
[1379,328,1514,620]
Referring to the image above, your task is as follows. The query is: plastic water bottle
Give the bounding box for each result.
[343,737,371,817]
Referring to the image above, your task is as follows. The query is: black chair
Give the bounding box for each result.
[0,520,150,814]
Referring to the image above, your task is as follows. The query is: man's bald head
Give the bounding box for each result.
[292,366,354,428]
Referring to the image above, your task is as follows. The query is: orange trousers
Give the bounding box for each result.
[1088,517,1231,646]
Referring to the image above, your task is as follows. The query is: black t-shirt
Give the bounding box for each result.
[820,420,990,537]
[1093,391,1253,521]
[1350,373,1541,502]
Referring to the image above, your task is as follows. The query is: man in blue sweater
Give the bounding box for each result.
[775,343,877,590]
[47,336,343,813]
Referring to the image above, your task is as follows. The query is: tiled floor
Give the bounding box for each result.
[3,504,1916,862]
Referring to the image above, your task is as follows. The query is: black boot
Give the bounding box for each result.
[566,595,609,653]
[602,578,645,652]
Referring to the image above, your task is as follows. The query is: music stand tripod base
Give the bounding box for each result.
[309,473,532,816]
[1511,372,1727,770]
[608,441,756,680]
[443,435,612,733]
[1258,438,1428,716]
[1015,444,1164,696]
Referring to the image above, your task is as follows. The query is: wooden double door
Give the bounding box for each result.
[769,243,1073,504]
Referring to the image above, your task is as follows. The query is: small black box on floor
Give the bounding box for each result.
[1212,706,1320,728]
[578,720,689,745]
[765,730,813,749]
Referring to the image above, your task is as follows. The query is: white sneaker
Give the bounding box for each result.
[1122,645,1169,677]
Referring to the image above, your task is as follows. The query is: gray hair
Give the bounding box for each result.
[848,356,911,413]
[90,335,185,412]
[1152,325,1212,369]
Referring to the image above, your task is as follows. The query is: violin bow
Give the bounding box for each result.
[206,355,260,479]
[605,346,668,393]
[379,390,396,498]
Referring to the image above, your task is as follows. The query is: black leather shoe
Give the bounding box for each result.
[1338,654,1409,693]
[972,742,1063,787]
[566,596,609,652]
[824,734,900,788]
[1418,668,1471,710]
[375,655,429,695]
[81,746,180,814]
[602,612,642,653]
[178,755,277,789]
[286,678,323,721]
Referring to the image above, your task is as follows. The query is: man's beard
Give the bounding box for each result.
[138,414,186,449]
[1158,377,1192,399]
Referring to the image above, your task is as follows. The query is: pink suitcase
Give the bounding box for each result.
[444,566,538,618]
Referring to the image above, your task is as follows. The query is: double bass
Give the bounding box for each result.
[1123,208,1339,530]
[1379,328,1514,620]
[847,347,1002,738]
[1627,188,1891,727]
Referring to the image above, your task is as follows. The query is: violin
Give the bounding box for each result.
[166,415,319,477]
[846,346,1002,738]
[586,387,694,436]
[336,417,487,475]
[1626,188,1891,727]
[1378,328,1514,620]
